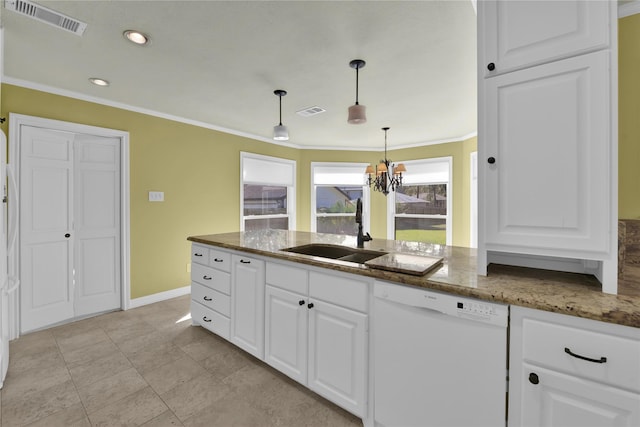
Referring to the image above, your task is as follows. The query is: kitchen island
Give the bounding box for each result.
[188,229,640,328]
[188,230,640,426]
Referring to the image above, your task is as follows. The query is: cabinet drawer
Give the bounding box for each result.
[191,244,209,264]
[191,300,230,340]
[309,271,368,313]
[191,282,230,317]
[266,262,308,295]
[523,318,640,392]
[191,263,231,295]
[209,249,231,272]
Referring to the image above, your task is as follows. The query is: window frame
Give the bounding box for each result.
[240,152,296,231]
[310,162,370,235]
[387,156,453,245]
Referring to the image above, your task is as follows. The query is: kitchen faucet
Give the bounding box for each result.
[355,198,372,248]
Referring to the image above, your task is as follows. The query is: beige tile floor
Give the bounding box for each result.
[1,295,362,427]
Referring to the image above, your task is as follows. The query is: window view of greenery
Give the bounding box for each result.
[394,184,447,244]
[316,186,362,236]
[243,184,289,230]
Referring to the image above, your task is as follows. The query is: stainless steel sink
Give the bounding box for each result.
[282,243,387,264]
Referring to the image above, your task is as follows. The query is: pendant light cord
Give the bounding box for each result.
[355,66,360,105]
[278,94,283,126]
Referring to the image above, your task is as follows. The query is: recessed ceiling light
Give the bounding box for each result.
[123,30,150,45]
[89,77,110,87]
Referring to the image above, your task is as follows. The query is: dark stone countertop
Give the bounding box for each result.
[188,230,640,329]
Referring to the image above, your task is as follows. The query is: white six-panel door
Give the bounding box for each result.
[74,134,121,317]
[20,126,120,333]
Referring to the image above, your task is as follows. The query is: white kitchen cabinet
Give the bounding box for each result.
[509,306,640,427]
[479,0,610,77]
[264,262,369,418]
[483,51,610,255]
[477,0,618,292]
[520,364,640,426]
[231,254,265,359]
[190,244,232,340]
[308,297,367,418]
[264,284,308,384]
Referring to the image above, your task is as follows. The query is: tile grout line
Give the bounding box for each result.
[53,325,97,426]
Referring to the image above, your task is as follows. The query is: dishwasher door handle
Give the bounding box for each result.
[376,296,447,316]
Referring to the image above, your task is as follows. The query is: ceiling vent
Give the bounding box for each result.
[296,106,326,117]
[4,0,87,36]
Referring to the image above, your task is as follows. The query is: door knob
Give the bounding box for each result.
[487,62,495,71]
[487,157,496,164]
[299,300,305,306]
[64,233,71,238]
[307,302,314,309]
[529,372,539,385]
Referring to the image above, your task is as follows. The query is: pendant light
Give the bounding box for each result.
[348,59,367,124]
[273,89,289,141]
[365,127,406,195]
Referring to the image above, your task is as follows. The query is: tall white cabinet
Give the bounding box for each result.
[477,0,618,293]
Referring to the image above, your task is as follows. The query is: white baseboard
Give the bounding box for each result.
[128,285,191,309]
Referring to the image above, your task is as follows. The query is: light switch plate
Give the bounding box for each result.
[149,191,164,202]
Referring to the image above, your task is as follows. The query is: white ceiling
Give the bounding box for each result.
[1,0,477,150]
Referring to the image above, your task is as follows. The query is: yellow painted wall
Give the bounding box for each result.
[0,84,300,299]
[1,83,475,299]
[619,14,640,219]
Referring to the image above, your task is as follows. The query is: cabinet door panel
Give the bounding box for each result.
[264,285,307,384]
[231,255,265,359]
[485,51,610,254]
[308,299,367,417]
[481,0,610,76]
[520,364,640,427]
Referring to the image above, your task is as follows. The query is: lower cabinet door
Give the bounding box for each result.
[264,285,308,384]
[308,299,367,418]
[521,364,640,427]
[231,255,265,359]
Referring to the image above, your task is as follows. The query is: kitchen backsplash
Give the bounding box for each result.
[619,219,640,296]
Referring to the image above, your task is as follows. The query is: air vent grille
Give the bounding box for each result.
[296,106,326,117]
[4,0,87,36]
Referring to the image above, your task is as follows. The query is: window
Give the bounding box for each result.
[311,163,369,236]
[241,152,296,231]
[388,157,452,245]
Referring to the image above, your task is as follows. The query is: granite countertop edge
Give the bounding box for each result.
[188,231,640,329]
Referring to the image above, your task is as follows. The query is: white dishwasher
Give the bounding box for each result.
[374,281,508,427]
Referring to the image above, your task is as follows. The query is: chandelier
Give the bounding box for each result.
[365,127,406,195]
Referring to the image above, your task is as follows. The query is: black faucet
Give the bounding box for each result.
[355,198,372,248]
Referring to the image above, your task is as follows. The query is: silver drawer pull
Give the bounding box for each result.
[213,258,224,262]
[203,275,212,280]
[194,253,203,257]
[564,347,607,364]
[203,296,212,301]
[203,316,212,323]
